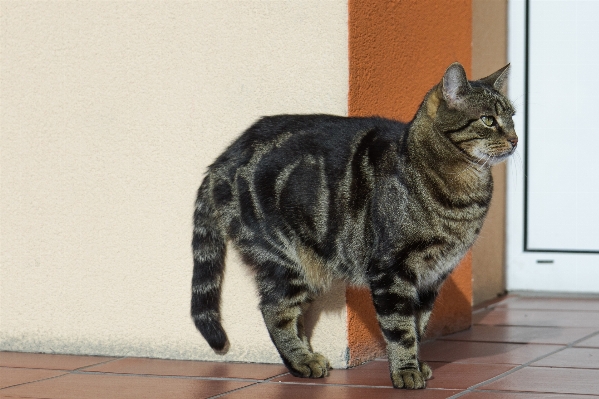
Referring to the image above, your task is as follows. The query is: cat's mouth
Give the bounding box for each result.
[472,144,516,165]
[485,147,516,164]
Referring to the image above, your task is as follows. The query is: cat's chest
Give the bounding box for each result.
[414,233,477,289]
[404,198,486,289]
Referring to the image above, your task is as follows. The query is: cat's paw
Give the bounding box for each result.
[391,368,427,389]
[289,352,331,378]
[419,361,433,380]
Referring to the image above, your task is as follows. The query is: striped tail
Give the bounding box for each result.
[191,175,228,351]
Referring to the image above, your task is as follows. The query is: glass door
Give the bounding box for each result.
[507,0,599,292]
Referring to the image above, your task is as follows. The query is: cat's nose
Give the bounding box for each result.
[507,137,518,148]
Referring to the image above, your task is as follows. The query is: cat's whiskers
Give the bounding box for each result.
[511,95,524,113]
[508,150,525,189]
[447,162,477,179]
[446,153,488,179]
[509,156,518,188]
[448,160,487,182]
[471,153,492,172]
[479,154,492,169]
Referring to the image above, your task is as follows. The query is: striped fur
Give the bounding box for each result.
[191,176,228,351]
[191,63,517,388]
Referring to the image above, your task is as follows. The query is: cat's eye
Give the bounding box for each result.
[481,116,496,127]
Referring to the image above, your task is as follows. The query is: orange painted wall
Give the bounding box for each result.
[347,0,473,365]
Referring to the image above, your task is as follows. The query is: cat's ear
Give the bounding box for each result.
[442,62,471,108]
[479,63,510,93]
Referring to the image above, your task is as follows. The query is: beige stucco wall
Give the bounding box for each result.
[0,1,349,366]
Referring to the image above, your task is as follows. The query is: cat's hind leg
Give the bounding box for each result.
[256,269,330,378]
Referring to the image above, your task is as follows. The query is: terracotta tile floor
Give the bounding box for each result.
[2,294,599,398]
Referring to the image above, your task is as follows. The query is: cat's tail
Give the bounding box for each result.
[191,175,228,352]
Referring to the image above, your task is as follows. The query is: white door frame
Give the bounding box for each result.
[506,0,599,293]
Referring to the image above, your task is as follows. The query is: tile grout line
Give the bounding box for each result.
[437,334,596,346]
[0,357,127,391]
[472,294,599,314]
[248,379,460,391]
[205,372,291,399]
[71,369,269,383]
[478,308,599,314]
[206,381,262,399]
[262,381,393,389]
[72,356,127,372]
[203,374,462,397]
[0,370,70,391]
[446,329,599,399]
[471,388,599,396]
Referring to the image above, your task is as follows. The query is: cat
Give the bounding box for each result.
[191,62,516,389]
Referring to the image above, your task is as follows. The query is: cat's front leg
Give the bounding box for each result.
[368,271,428,389]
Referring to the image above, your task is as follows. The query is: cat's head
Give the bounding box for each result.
[428,62,517,166]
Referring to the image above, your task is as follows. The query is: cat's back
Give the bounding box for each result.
[210,114,406,173]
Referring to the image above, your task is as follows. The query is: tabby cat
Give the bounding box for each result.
[191,62,516,389]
